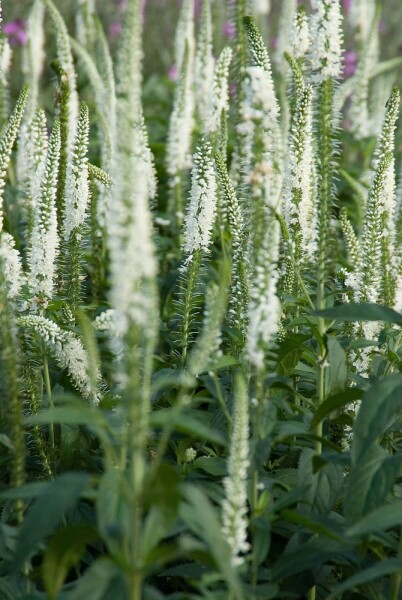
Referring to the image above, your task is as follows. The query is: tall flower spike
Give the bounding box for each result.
[63,103,90,241]
[109,116,158,337]
[0,232,23,300]
[0,86,28,233]
[349,0,376,43]
[253,0,270,15]
[188,279,227,377]
[349,7,379,140]
[28,120,61,308]
[115,0,143,116]
[310,0,343,83]
[166,43,194,184]
[23,109,48,239]
[44,0,78,156]
[182,140,217,259]
[222,374,250,566]
[0,36,11,123]
[204,47,232,136]
[195,0,214,123]
[290,6,311,60]
[247,219,280,369]
[274,0,297,69]
[175,0,195,73]
[17,0,45,191]
[283,83,317,264]
[215,153,249,333]
[19,315,100,403]
[234,18,282,214]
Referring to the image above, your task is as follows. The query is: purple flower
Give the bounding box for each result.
[270,36,278,50]
[343,0,352,11]
[3,19,27,46]
[108,21,122,39]
[343,49,357,77]
[223,21,235,39]
[168,65,178,81]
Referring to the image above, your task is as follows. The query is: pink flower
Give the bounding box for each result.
[168,65,178,81]
[343,49,357,77]
[343,0,352,11]
[108,22,122,39]
[223,21,235,39]
[270,36,278,50]
[3,20,27,46]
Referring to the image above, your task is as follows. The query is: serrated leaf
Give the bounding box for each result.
[310,389,363,429]
[316,303,402,325]
[346,500,402,538]
[42,525,99,600]
[67,558,121,600]
[344,445,400,522]
[180,486,244,599]
[326,337,347,395]
[352,374,402,462]
[326,558,402,600]
[150,410,227,446]
[15,473,90,567]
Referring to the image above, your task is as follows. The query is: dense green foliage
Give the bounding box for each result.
[2,1,402,599]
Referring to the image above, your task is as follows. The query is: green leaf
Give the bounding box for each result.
[326,337,347,395]
[344,445,400,522]
[310,389,363,429]
[193,457,227,476]
[42,525,99,600]
[298,449,343,514]
[271,537,345,581]
[15,472,90,567]
[352,374,402,462]
[326,558,402,600]
[0,481,49,500]
[180,486,244,600]
[67,558,121,600]
[346,500,402,538]
[315,303,402,326]
[150,410,227,446]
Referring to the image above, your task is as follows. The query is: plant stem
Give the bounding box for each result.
[180,251,202,367]
[391,526,402,600]
[43,350,54,454]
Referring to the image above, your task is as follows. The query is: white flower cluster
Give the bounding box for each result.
[222,376,250,566]
[166,45,194,180]
[194,0,214,123]
[109,117,158,335]
[349,8,379,140]
[274,0,297,68]
[25,109,48,216]
[283,84,317,262]
[45,0,79,156]
[0,87,28,232]
[253,0,270,15]
[20,314,100,403]
[182,140,217,257]
[63,103,90,241]
[349,0,376,42]
[291,7,311,59]
[175,0,195,73]
[23,0,45,113]
[310,0,343,83]
[247,220,280,368]
[236,65,281,207]
[93,309,122,337]
[28,121,60,306]
[0,232,23,300]
[188,282,224,377]
[204,47,232,135]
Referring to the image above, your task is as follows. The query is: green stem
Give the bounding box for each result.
[251,370,263,589]
[43,351,54,455]
[180,251,202,367]
[391,526,402,600]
